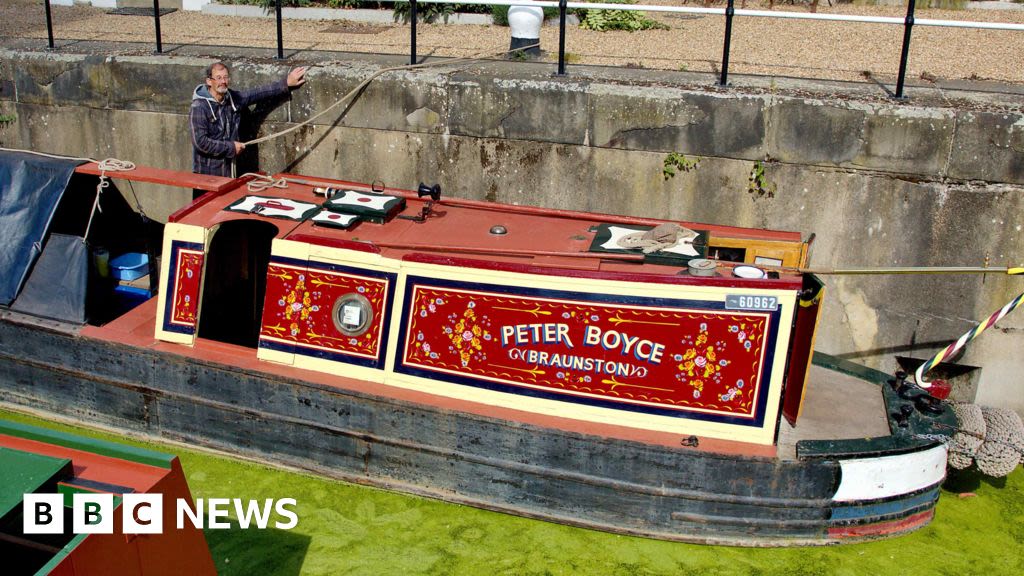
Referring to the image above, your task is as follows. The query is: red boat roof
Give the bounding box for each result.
[77,163,807,288]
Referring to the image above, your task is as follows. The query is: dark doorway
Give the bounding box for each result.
[198,220,278,348]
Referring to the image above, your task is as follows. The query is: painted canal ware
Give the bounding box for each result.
[0,150,956,545]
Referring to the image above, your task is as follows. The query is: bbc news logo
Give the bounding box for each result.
[23,494,298,534]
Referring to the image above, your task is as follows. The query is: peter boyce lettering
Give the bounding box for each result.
[500,323,665,365]
[501,323,574,348]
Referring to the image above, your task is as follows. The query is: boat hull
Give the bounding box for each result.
[0,314,944,546]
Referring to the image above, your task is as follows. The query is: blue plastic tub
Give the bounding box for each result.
[110,252,149,281]
[112,284,152,316]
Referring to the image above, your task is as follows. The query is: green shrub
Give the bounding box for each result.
[578,0,668,32]
[392,1,452,23]
[393,2,489,23]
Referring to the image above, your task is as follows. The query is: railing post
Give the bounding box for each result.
[44,0,54,50]
[894,0,917,99]
[152,0,162,54]
[719,0,734,87]
[557,0,568,76]
[410,0,418,65]
[276,0,284,59]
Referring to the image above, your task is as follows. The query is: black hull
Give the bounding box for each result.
[0,315,942,546]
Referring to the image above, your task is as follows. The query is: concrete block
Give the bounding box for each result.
[447,73,590,144]
[13,53,111,108]
[107,58,200,113]
[946,110,1024,184]
[854,108,955,176]
[0,101,19,149]
[767,99,865,166]
[477,140,595,212]
[14,103,192,220]
[590,87,766,159]
[289,65,447,134]
[254,123,440,191]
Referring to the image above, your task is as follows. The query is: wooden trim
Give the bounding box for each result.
[706,235,809,268]
[75,162,234,192]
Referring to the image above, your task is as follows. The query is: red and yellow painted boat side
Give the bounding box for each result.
[155,174,812,446]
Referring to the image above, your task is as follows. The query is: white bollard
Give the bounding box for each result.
[508,5,544,58]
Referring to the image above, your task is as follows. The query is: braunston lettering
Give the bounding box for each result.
[507,348,649,378]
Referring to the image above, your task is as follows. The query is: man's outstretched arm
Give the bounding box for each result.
[236,67,308,108]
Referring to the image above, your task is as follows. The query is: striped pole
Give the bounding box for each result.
[916,291,1024,386]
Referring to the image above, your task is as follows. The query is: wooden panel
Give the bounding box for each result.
[782,276,825,425]
[706,236,808,268]
[75,162,233,192]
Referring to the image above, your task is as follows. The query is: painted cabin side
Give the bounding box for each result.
[154,172,818,446]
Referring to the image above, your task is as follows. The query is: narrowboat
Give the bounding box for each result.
[0,149,955,545]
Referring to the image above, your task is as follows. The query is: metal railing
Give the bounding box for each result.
[38,0,1024,99]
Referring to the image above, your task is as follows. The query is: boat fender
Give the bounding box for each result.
[950,405,1024,477]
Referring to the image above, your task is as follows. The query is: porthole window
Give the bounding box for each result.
[332,293,373,337]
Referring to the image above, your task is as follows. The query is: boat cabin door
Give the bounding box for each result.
[198,220,277,348]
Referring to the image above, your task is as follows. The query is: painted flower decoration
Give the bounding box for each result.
[283,278,314,321]
[444,306,490,368]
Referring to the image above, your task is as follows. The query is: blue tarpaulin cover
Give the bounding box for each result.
[0,150,85,305]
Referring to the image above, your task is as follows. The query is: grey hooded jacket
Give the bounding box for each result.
[189,79,289,177]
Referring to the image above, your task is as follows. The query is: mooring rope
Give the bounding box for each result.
[83,158,137,241]
[242,43,539,148]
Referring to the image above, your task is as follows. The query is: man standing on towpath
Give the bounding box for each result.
[189,62,307,192]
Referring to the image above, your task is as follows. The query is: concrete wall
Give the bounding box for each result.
[1,48,1021,414]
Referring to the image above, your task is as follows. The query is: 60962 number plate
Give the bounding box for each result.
[725,295,779,311]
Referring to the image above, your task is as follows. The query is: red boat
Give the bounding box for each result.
[0,150,954,546]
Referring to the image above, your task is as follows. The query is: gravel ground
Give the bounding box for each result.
[2,0,1024,84]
